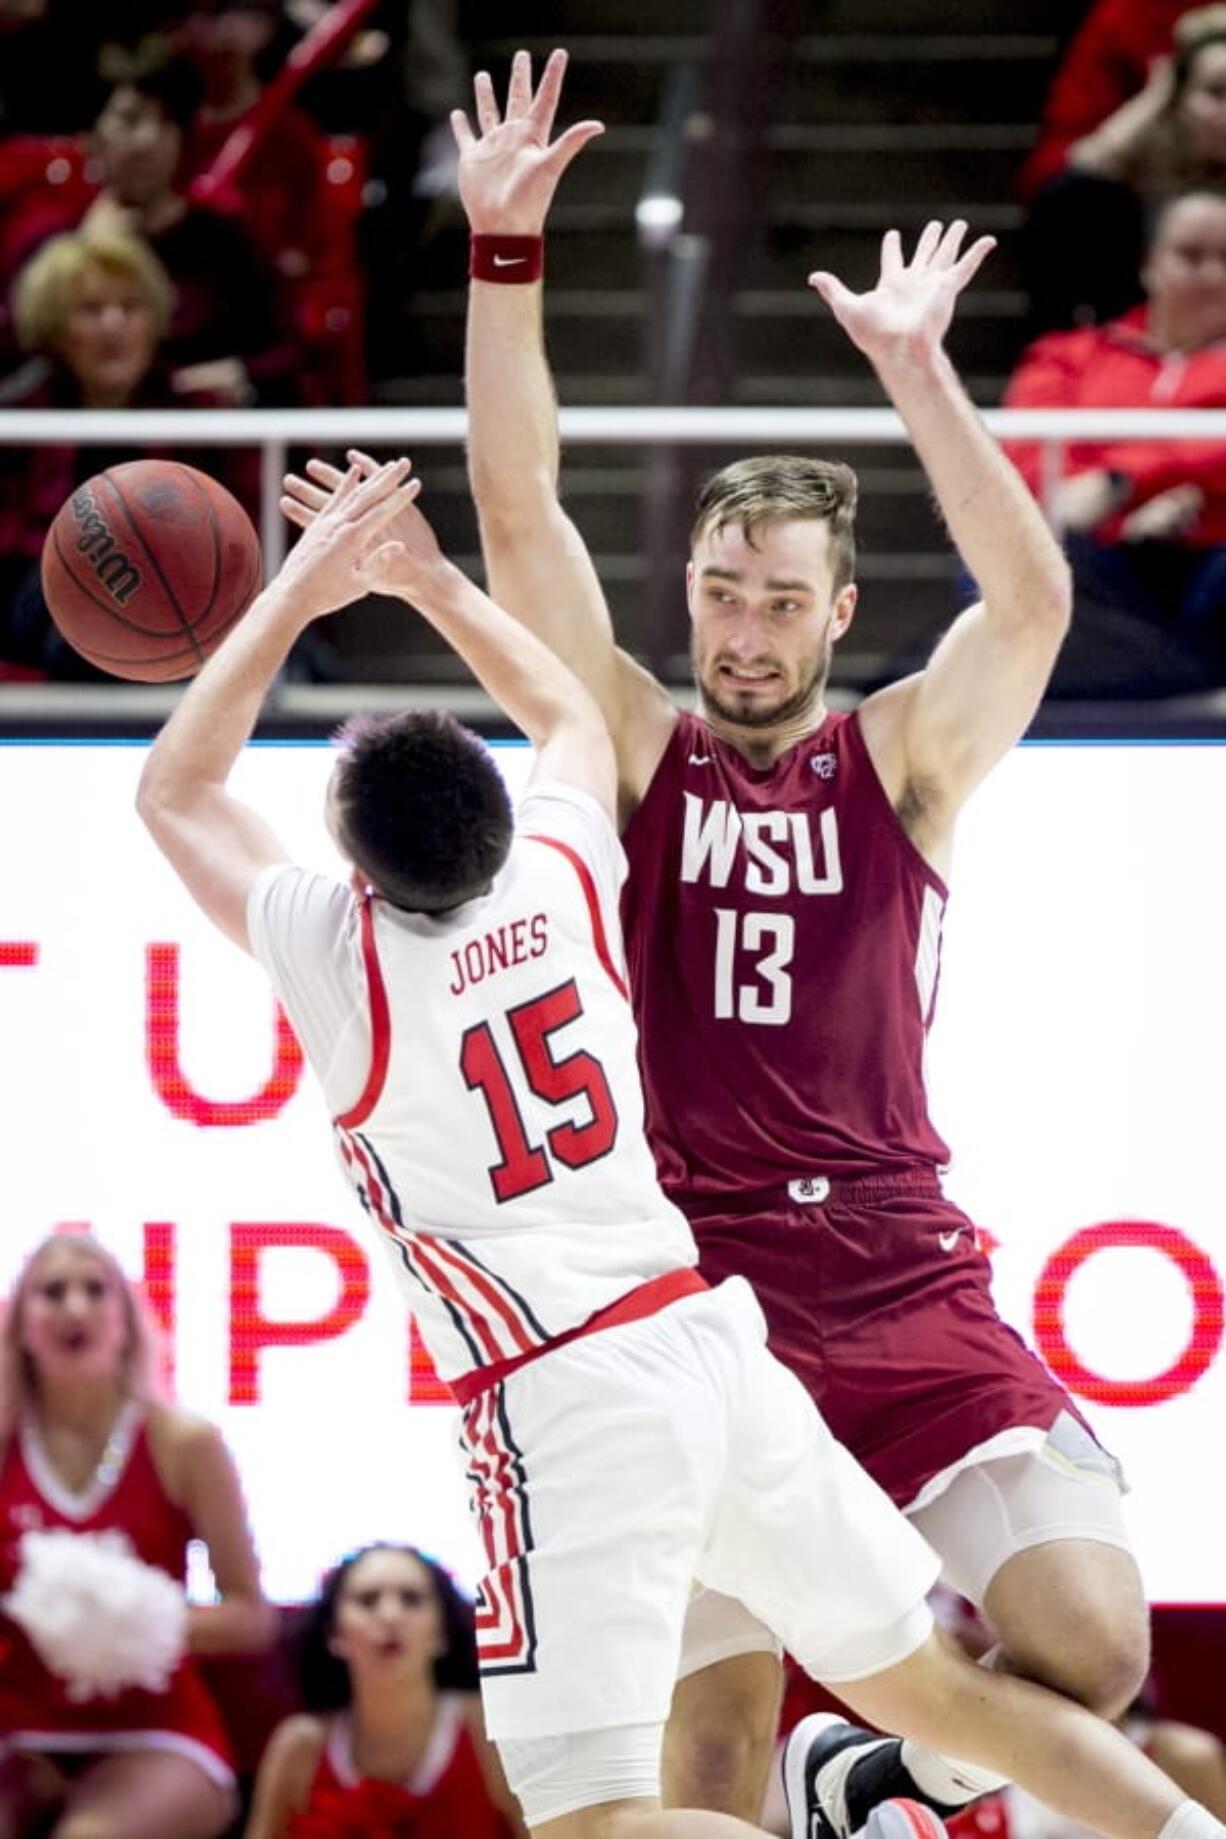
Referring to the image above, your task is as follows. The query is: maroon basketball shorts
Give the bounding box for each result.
[685,1167,1105,1514]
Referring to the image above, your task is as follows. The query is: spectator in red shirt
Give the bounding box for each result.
[1021,0,1195,199]
[1006,187,1226,696]
[86,54,299,402]
[1023,5,1226,333]
[178,0,329,285]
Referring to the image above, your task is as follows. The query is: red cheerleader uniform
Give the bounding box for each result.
[287,1696,510,1838]
[0,1401,235,1789]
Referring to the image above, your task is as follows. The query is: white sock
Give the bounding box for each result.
[899,1740,1011,1807]
[1157,1802,1226,1839]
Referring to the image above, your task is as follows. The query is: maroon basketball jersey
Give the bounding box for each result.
[621,708,952,1202]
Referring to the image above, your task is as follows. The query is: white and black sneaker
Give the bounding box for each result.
[782,1714,949,1839]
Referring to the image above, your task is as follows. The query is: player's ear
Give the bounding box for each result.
[831,582,857,640]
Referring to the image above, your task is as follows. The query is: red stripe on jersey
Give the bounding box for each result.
[450,1266,707,1404]
[465,1394,530,1662]
[335,896,390,1128]
[428,1239,539,1359]
[337,1129,402,1245]
[524,832,628,999]
[410,1237,506,1364]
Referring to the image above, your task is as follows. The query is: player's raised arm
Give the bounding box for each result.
[811,222,1072,842]
[455,47,675,799]
[339,486,618,818]
[136,460,416,950]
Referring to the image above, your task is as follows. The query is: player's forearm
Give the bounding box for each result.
[466,279,561,521]
[138,582,306,813]
[396,557,603,750]
[876,344,1071,634]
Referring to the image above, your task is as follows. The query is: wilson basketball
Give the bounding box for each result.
[41,460,262,682]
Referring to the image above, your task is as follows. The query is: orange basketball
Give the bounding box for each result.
[41,460,262,682]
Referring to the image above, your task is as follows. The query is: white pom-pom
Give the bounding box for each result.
[3,1528,187,1700]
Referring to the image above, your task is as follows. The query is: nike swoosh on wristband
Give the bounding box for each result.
[938,1229,963,1252]
[492,254,527,267]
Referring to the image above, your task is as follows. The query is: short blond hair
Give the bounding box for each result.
[12,227,172,355]
[690,455,859,592]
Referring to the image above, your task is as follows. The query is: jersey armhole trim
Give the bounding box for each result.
[523,832,629,998]
[334,895,391,1129]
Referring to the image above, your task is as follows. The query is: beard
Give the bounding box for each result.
[693,639,830,732]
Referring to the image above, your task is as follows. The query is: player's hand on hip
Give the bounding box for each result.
[809,220,995,363]
[450,46,604,234]
[275,457,420,619]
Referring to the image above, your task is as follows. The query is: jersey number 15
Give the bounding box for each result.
[460,979,619,1202]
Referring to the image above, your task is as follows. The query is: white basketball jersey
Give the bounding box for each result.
[254,785,697,1386]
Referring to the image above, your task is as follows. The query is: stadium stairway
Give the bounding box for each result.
[339,0,1070,691]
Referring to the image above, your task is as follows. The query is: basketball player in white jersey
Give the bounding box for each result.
[138,458,1226,1839]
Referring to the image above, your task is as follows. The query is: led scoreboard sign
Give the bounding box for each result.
[0,739,1222,1602]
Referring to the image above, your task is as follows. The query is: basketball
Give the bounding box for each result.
[40,460,262,682]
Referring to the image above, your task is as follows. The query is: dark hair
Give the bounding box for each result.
[331,711,513,913]
[296,1544,479,1711]
[100,53,203,132]
[690,455,859,593]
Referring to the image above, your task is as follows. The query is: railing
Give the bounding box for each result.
[6,404,1226,572]
[5,405,1226,731]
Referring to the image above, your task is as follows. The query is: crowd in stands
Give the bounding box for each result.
[0,0,468,682]
[2,2,1226,698]
[1006,0,1226,697]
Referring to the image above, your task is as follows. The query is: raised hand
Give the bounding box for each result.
[809,220,995,364]
[450,46,604,234]
[282,451,450,602]
[275,457,419,618]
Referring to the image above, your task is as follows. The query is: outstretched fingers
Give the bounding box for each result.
[807,269,857,318]
[528,46,569,137]
[952,233,996,286]
[342,457,414,523]
[505,47,533,120]
[473,69,500,135]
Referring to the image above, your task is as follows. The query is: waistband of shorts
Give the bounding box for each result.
[679,1163,944,1217]
[449,1266,709,1405]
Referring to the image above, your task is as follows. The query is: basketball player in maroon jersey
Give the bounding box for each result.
[434,47,1151,1839]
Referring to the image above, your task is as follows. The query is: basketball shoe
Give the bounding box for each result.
[783,1713,951,1839]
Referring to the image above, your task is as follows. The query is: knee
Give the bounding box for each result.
[1008,1602,1151,1720]
[663,1660,781,1815]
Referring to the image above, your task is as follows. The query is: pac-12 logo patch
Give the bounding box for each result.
[809,752,837,779]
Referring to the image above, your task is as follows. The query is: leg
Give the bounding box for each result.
[790,1434,1147,1834]
[833,1632,1191,1839]
[48,1750,232,1839]
[983,1540,1148,1716]
[536,1799,769,1838]
[0,1751,70,1839]
[501,1724,772,1839]
[662,1591,783,1819]
[915,1438,1149,1718]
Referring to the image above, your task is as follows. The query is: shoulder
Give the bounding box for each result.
[265,1711,328,1774]
[251,1713,328,1824]
[144,1405,234,1504]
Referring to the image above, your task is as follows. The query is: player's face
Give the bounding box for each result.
[93,90,182,207]
[687,516,856,733]
[1143,193,1226,348]
[58,264,158,407]
[329,1548,445,1680]
[1181,43,1226,161]
[18,1242,130,1384]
